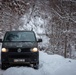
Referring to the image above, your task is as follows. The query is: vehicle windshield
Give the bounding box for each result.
[3,31,36,42]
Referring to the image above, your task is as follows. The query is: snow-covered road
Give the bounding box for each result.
[0,51,76,75]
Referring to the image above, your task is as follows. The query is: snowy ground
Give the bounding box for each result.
[0,51,76,75]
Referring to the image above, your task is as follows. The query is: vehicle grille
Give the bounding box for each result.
[9,53,31,58]
[8,48,30,52]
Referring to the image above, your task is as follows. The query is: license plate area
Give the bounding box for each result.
[14,59,25,62]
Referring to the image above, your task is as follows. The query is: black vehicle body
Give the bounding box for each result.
[0,31,42,70]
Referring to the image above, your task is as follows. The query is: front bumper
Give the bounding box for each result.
[1,52,39,64]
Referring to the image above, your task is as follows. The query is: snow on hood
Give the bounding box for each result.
[2,51,76,75]
[2,42,38,48]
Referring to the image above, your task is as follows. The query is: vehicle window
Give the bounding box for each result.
[4,32,36,42]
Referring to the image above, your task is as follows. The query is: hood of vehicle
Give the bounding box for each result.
[2,42,38,48]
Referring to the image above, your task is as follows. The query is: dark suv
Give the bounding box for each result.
[0,31,42,70]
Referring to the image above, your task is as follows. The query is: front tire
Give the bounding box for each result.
[1,63,9,70]
[33,63,39,69]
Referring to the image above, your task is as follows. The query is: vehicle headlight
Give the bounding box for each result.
[31,48,38,52]
[2,48,8,52]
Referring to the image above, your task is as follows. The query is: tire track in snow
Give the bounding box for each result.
[39,60,51,75]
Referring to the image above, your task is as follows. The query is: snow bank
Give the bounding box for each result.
[2,51,76,75]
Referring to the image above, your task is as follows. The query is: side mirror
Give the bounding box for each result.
[0,39,2,42]
[37,39,42,42]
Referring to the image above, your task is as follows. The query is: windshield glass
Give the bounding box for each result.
[4,31,36,42]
